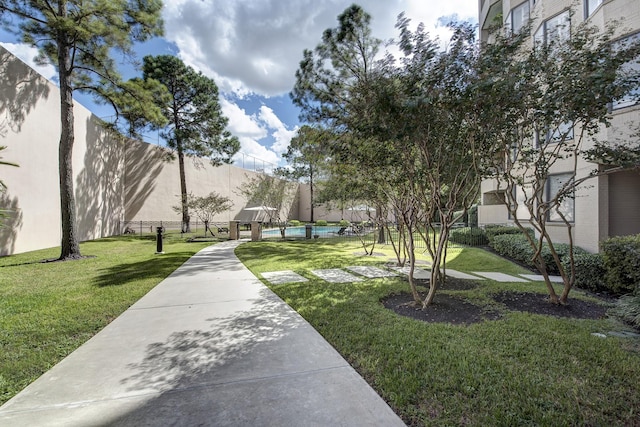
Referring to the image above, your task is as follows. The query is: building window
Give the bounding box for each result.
[547,173,574,222]
[585,0,603,18]
[612,33,640,110]
[535,121,574,147]
[534,10,571,46]
[506,1,530,34]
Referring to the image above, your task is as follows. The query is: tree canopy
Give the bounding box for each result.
[290,4,640,306]
[0,0,164,259]
[142,54,240,232]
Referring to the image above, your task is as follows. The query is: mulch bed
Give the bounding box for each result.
[383,288,610,325]
[492,291,609,319]
[382,292,501,325]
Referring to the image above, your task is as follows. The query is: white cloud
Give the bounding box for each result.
[221,98,298,169]
[0,42,57,82]
[258,105,298,155]
[162,0,478,97]
[233,137,281,172]
[221,98,266,139]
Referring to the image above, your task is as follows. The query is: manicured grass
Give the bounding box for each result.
[0,235,211,406]
[236,239,640,426]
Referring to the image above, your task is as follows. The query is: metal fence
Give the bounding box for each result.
[260,224,489,249]
[120,220,233,237]
[119,221,490,248]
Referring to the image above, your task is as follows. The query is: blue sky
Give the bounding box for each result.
[0,0,478,170]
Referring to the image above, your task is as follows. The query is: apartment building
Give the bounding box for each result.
[478,0,640,252]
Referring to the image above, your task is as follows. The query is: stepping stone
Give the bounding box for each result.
[261,270,308,284]
[608,331,640,338]
[346,266,398,278]
[446,269,485,280]
[388,266,431,280]
[519,274,564,283]
[472,272,530,282]
[310,269,364,283]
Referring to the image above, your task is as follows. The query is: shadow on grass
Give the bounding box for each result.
[93,252,195,287]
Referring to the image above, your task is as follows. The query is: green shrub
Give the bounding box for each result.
[339,219,350,227]
[562,253,606,293]
[611,293,640,329]
[468,205,478,228]
[491,234,534,266]
[449,227,488,246]
[485,225,534,244]
[601,235,640,295]
[315,220,328,226]
[289,220,301,227]
[453,209,468,225]
[491,234,587,275]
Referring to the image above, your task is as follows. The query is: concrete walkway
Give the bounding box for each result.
[0,240,405,427]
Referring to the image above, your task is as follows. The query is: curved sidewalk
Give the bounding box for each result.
[0,240,405,426]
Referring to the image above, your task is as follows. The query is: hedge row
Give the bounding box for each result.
[489,231,640,296]
[449,227,489,246]
[601,235,640,295]
[490,234,587,276]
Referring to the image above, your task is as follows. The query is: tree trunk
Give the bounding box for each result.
[177,144,190,233]
[309,165,314,222]
[57,16,82,260]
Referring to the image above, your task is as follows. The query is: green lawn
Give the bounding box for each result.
[0,235,211,406]
[236,239,640,426]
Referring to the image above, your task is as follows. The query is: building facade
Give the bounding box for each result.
[478,0,640,252]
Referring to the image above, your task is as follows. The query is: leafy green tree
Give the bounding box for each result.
[173,192,233,237]
[0,145,17,191]
[0,145,18,227]
[276,125,328,222]
[142,55,240,232]
[291,4,382,128]
[480,19,640,304]
[0,0,163,260]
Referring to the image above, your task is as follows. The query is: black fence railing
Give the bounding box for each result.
[119,221,490,248]
[120,220,233,237]
[260,224,490,249]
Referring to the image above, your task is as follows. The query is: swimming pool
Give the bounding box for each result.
[261,225,344,238]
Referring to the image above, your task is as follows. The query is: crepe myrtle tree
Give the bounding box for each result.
[351,18,484,307]
[0,0,164,260]
[173,192,233,237]
[143,55,240,233]
[479,18,640,304]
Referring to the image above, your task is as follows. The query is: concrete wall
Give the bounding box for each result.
[0,45,124,255]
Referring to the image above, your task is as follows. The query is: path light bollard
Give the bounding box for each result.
[155,226,164,254]
[305,224,312,239]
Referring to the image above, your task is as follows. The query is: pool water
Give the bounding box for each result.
[261,225,344,238]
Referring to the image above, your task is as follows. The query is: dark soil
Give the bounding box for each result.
[493,291,609,319]
[382,292,501,325]
[383,286,610,325]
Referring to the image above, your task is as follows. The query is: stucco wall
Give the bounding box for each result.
[0,45,124,255]
[123,139,308,226]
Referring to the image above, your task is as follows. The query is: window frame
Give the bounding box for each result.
[507,1,530,34]
[611,32,640,111]
[534,9,571,47]
[584,0,603,19]
[546,173,575,223]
